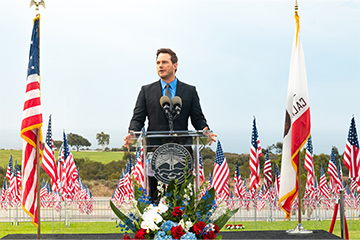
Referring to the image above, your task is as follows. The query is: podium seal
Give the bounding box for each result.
[151,143,192,184]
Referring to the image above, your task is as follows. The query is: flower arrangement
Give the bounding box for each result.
[110,166,238,240]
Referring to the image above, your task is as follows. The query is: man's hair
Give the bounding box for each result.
[156,48,178,64]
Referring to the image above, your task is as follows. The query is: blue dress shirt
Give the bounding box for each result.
[160,78,177,99]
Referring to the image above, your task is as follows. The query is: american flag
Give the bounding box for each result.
[328,148,341,193]
[263,149,272,190]
[134,147,145,188]
[343,117,359,189]
[115,170,125,204]
[234,159,242,198]
[274,164,280,196]
[249,117,262,191]
[124,157,134,200]
[319,165,330,199]
[62,131,77,201]
[351,178,357,195]
[10,161,21,206]
[240,178,247,199]
[57,144,65,197]
[42,115,58,192]
[199,152,205,184]
[0,178,7,209]
[256,184,266,211]
[304,136,315,197]
[40,180,48,208]
[53,191,61,212]
[20,14,43,227]
[6,155,13,181]
[345,185,352,207]
[353,191,359,211]
[212,141,230,200]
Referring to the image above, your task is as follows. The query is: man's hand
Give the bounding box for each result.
[203,127,217,146]
[123,131,134,150]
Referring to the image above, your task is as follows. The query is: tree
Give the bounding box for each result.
[269,142,283,154]
[53,140,63,150]
[96,132,110,152]
[67,133,91,151]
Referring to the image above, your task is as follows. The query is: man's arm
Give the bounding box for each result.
[124,86,147,149]
[189,86,217,145]
[128,86,147,132]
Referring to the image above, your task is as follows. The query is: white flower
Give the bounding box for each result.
[179,219,193,232]
[142,209,163,224]
[141,219,159,231]
[157,202,168,213]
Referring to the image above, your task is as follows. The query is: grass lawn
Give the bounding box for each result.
[0,149,125,167]
[0,220,359,239]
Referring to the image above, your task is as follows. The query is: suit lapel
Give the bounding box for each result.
[153,80,163,100]
[176,79,184,97]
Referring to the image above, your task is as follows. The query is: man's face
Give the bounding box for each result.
[156,53,177,82]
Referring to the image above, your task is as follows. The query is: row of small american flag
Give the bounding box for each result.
[2,115,94,214]
[109,115,359,213]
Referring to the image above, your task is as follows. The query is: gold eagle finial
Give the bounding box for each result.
[30,0,45,11]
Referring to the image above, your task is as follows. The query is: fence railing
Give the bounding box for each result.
[1,197,359,229]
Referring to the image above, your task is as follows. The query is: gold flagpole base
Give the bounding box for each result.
[286,223,313,234]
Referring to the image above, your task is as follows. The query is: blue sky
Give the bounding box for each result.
[0,0,359,155]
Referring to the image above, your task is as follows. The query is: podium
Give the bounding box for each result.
[130,130,213,192]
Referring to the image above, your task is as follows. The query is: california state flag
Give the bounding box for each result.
[278,10,311,219]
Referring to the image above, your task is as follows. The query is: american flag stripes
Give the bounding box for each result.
[0,179,7,209]
[249,117,262,191]
[39,180,47,208]
[319,165,330,199]
[57,144,65,197]
[212,141,230,200]
[304,136,315,198]
[328,148,341,192]
[134,147,145,188]
[274,164,280,196]
[343,117,359,185]
[240,178,247,200]
[42,115,58,192]
[199,152,205,184]
[263,149,272,190]
[20,15,43,227]
[6,155,13,181]
[62,131,77,201]
[11,161,21,206]
[234,159,242,198]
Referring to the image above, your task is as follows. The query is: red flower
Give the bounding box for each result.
[213,224,219,234]
[203,231,216,239]
[171,206,184,217]
[123,234,133,240]
[192,221,206,235]
[134,228,147,240]
[171,225,185,239]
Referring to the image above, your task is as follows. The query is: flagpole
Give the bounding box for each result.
[36,128,41,239]
[297,153,301,224]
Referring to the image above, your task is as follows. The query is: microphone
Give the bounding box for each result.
[171,96,182,118]
[160,95,171,115]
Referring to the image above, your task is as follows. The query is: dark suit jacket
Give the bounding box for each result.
[128,79,209,132]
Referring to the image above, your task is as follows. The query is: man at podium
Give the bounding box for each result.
[124,48,216,200]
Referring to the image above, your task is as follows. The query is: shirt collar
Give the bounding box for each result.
[160,77,178,89]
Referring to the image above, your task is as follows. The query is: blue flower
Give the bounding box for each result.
[161,220,177,232]
[154,231,166,240]
[180,232,197,240]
